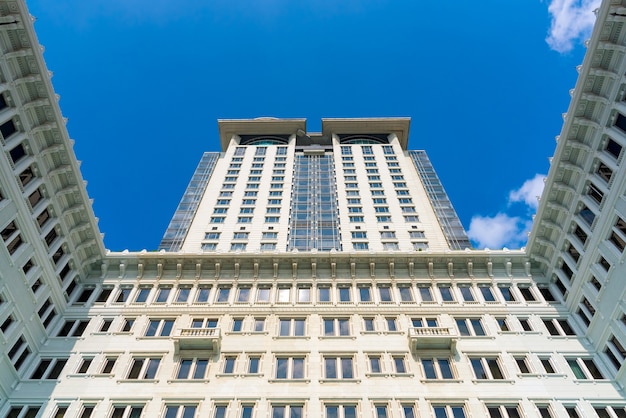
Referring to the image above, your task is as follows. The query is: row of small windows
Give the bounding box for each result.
[28,349,610,384]
[77,282,556,307]
[18,400,626,418]
[51,313,584,343]
[13,402,626,418]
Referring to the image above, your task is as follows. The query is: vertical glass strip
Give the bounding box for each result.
[409,150,471,250]
[159,152,219,251]
[288,154,341,251]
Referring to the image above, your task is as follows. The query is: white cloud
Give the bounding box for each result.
[467,214,530,249]
[468,174,546,249]
[509,174,545,209]
[545,0,601,53]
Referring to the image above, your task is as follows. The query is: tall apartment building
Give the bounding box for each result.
[0,0,625,417]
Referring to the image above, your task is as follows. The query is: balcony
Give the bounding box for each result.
[173,327,221,354]
[408,327,457,351]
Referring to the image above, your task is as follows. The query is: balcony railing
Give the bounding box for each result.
[408,327,457,351]
[173,327,221,353]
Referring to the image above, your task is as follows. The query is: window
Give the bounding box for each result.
[325,405,357,418]
[604,335,626,370]
[121,318,135,332]
[499,286,517,302]
[175,287,190,303]
[456,318,486,336]
[518,286,536,302]
[398,285,414,302]
[256,287,270,303]
[216,287,231,303]
[368,355,382,373]
[401,405,417,418]
[275,356,305,379]
[378,286,393,302]
[133,287,151,303]
[191,318,218,328]
[195,285,211,303]
[155,287,171,303]
[277,286,291,303]
[358,285,372,302]
[30,358,68,379]
[101,357,117,374]
[57,320,89,337]
[392,355,407,373]
[479,286,496,302]
[486,405,522,418]
[324,318,350,336]
[236,287,250,303]
[230,243,247,251]
[265,216,280,223]
[145,319,174,337]
[542,318,576,336]
[253,318,265,332]
[222,355,237,374]
[210,216,225,224]
[279,318,305,336]
[458,285,475,302]
[232,318,243,332]
[297,286,310,303]
[5,406,43,418]
[374,405,389,418]
[597,161,613,183]
[261,242,276,251]
[163,405,197,418]
[240,406,254,418]
[127,357,161,379]
[439,285,454,302]
[386,317,398,332]
[470,356,505,380]
[324,356,354,379]
[418,286,434,302]
[318,286,331,302]
[109,405,144,418]
[201,243,217,251]
[176,358,208,380]
[421,358,454,379]
[214,405,228,418]
[431,405,466,418]
[262,231,278,239]
[338,286,351,302]
[79,405,96,418]
[353,242,369,250]
[76,357,94,374]
[362,317,375,332]
[351,231,367,239]
[567,357,604,379]
[272,405,303,418]
[349,215,364,222]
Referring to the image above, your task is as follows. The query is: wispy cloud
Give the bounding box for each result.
[545,0,600,53]
[468,174,546,249]
[509,174,545,209]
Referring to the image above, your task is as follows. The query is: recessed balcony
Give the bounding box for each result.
[408,327,457,351]
[173,327,221,354]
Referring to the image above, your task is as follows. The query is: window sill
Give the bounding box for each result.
[273,336,310,340]
[319,336,356,340]
[320,379,361,383]
[167,379,210,383]
[382,331,404,336]
[471,379,515,384]
[268,378,310,383]
[420,378,463,383]
[517,373,568,379]
[117,379,159,383]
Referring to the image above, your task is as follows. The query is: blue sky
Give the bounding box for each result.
[25,0,598,251]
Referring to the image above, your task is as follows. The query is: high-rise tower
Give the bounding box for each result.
[0,0,624,417]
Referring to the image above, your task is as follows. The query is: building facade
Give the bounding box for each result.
[0,0,625,418]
